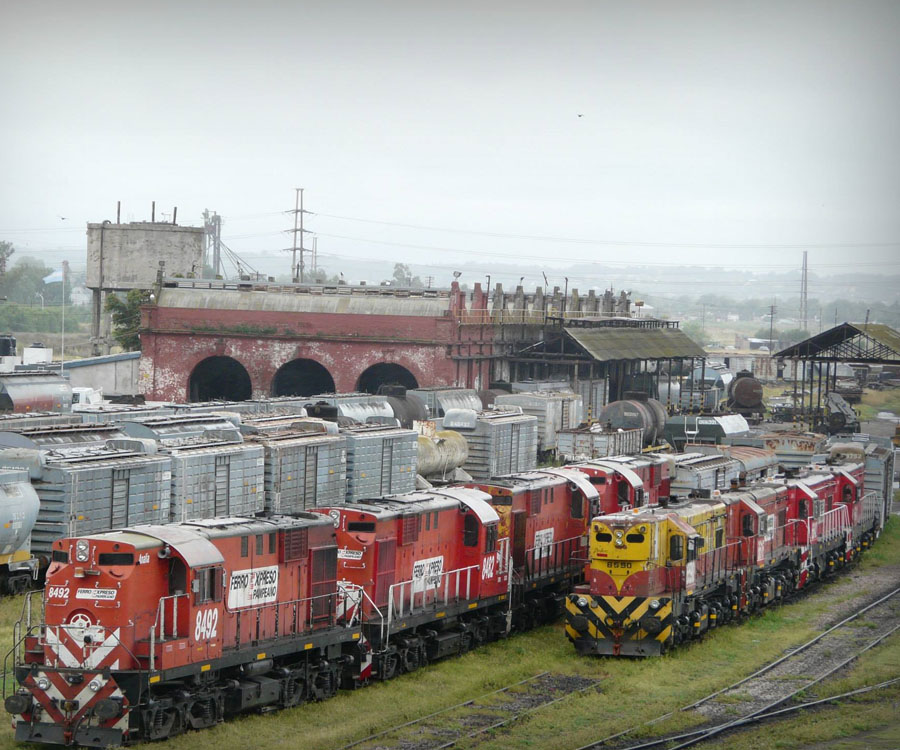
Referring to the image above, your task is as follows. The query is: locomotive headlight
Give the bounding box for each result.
[36,677,50,691]
[649,599,661,610]
[577,597,588,609]
[615,530,624,538]
[75,540,90,563]
[89,678,102,692]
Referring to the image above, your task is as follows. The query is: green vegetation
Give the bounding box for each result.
[856,388,900,422]
[0,303,89,335]
[105,290,151,351]
[188,323,279,336]
[0,518,896,750]
[0,257,73,307]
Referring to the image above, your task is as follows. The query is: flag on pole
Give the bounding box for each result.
[43,269,64,284]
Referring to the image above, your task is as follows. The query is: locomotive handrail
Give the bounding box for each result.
[356,588,389,648]
[152,593,190,642]
[524,534,586,581]
[386,564,480,637]
[149,593,189,672]
[858,491,880,533]
[688,538,741,589]
[812,504,851,545]
[8,590,46,672]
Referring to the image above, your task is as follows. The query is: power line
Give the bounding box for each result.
[312,211,900,250]
[309,232,900,270]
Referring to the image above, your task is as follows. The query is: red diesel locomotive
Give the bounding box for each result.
[6,513,362,746]
[5,468,605,747]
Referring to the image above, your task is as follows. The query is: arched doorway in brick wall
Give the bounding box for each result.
[189,356,252,402]
[356,362,419,394]
[271,358,336,397]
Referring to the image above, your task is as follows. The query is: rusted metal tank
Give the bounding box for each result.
[597,397,667,446]
[727,371,764,413]
[416,430,469,477]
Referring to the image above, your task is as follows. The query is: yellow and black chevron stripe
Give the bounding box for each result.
[565,595,673,656]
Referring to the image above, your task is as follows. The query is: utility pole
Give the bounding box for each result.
[289,188,304,282]
[700,303,707,338]
[768,300,777,350]
[425,275,434,288]
[799,250,808,332]
[285,188,313,282]
[203,210,223,278]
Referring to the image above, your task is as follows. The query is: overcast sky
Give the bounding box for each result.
[2,0,899,290]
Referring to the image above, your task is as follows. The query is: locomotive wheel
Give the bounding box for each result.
[379,651,400,681]
[399,640,427,673]
[517,606,536,632]
[472,621,489,646]
[283,675,307,707]
[145,703,184,741]
[187,695,219,729]
[312,664,338,701]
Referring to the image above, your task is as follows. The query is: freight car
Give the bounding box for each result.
[726,370,765,421]
[596,396,667,446]
[0,469,40,593]
[565,450,884,656]
[0,372,73,414]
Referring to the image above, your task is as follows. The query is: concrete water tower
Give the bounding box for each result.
[86,203,204,354]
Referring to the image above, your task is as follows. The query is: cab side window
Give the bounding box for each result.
[485,524,498,553]
[669,535,684,561]
[463,514,479,547]
[194,566,223,605]
[570,491,584,519]
[742,514,754,537]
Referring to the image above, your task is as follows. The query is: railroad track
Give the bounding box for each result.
[575,585,900,750]
[339,671,600,750]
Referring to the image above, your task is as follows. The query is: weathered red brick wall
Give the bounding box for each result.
[138,284,493,401]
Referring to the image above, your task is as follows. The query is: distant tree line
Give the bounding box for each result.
[0,242,78,306]
[643,291,900,330]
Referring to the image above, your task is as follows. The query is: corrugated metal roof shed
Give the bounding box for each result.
[775,322,900,363]
[564,326,706,361]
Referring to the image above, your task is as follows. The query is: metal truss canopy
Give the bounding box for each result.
[775,323,900,364]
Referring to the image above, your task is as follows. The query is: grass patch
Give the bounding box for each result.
[695,630,900,749]
[856,388,900,422]
[0,519,897,750]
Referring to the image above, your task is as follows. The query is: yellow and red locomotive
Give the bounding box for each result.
[565,451,884,656]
